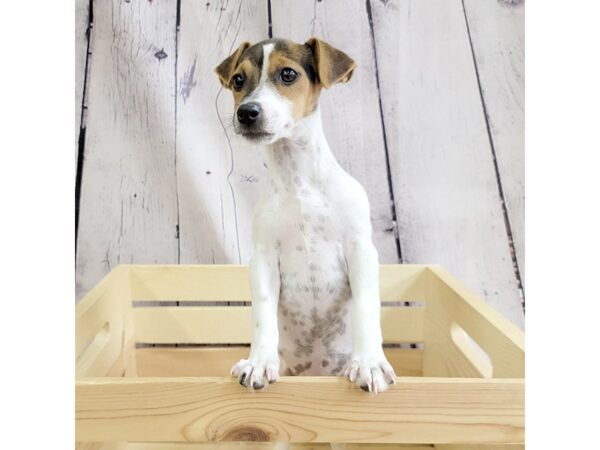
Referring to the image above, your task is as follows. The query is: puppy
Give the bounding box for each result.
[215,38,396,394]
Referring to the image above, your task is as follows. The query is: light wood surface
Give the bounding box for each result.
[135,347,423,378]
[129,264,428,302]
[462,0,525,285]
[424,266,524,379]
[76,266,136,377]
[127,444,434,450]
[76,377,523,444]
[369,0,524,329]
[75,0,179,300]
[76,264,524,447]
[133,305,424,344]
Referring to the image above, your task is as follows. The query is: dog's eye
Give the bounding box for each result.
[280,67,298,84]
[231,74,244,91]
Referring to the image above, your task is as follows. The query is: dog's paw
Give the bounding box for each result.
[230,357,280,391]
[343,355,397,394]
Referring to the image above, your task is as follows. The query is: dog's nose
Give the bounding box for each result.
[237,102,262,125]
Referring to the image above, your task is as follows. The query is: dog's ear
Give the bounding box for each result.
[215,42,252,88]
[305,37,356,89]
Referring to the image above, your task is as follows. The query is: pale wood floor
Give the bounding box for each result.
[75,0,524,328]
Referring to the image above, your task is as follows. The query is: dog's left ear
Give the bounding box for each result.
[215,41,252,88]
[305,37,357,89]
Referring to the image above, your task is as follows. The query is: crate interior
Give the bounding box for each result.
[76,264,524,380]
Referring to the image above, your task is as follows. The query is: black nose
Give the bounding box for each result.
[237,102,262,125]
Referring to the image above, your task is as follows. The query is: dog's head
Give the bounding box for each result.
[215,38,356,144]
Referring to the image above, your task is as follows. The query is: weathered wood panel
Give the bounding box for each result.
[176,0,269,265]
[463,0,525,284]
[75,0,89,161]
[76,0,179,300]
[370,0,524,327]
[270,0,400,263]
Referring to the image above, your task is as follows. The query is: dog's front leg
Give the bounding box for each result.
[231,246,281,390]
[344,240,397,393]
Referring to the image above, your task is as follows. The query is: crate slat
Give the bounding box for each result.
[76,377,523,444]
[127,444,434,449]
[134,348,423,377]
[129,265,428,302]
[133,306,424,344]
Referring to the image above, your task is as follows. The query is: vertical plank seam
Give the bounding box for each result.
[173,0,182,351]
[175,0,182,265]
[365,0,403,263]
[461,0,525,310]
[267,0,273,38]
[215,1,245,264]
[75,0,94,252]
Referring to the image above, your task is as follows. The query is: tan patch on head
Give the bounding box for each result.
[268,50,322,119]
[230,58,261,109]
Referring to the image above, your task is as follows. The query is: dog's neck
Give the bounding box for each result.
[265,108,338,193]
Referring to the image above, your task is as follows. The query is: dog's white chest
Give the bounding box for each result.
[268,183,353,376]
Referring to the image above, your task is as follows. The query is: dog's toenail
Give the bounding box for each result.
[269,379,275,384]
[240,373,247,385]
[360,384,370,392]
[253,382,264,390]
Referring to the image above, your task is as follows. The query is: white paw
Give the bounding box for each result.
[343,355,397,394]
[231,357,280,390]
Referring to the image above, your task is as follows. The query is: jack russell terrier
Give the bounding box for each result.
[215,38,397,394]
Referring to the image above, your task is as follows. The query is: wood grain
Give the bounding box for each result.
[270,0,400,263]
[369,0,524,328]
[132,305,424,344]
[129,264,428,302]
[76,377,524,444]
[134,347,423,377]
[75,0,179,300]
[127,443,434,450]
[176,0,268,265]
[462,0,525,284]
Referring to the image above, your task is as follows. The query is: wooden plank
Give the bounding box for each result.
[369,0,524,329]
[130,264,428,302]
[423,266,524,379]
[75,0,89,155]
[463,0,525,284]
[75,0,179,300]
[270,0,399,263]
[76,377,523,444]
[135,347,423,377]
[133,306,424,344]
[436,446,523,450]
[176,0,268,264]
[127,444,433,450]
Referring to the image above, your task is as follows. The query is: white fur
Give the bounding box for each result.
[230,44,396,394]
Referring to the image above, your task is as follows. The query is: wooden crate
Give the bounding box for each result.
[76,265,524,450]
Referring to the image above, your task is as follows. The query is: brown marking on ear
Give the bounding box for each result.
[214,42,251,88]
[305,37,356,89]
[269,50,322,120]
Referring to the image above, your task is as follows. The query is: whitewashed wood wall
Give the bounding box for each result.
[75,0,525,328]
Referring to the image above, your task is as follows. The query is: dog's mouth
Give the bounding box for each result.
[239,130,275,141]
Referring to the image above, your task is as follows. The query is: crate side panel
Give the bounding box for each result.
[135,347,423,377]
[76,378,524,444]
[133,306,424,344]
[129,265,429,302]
[424,267,524,378]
